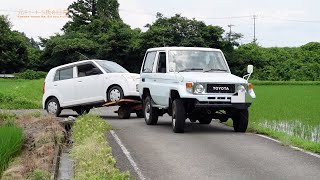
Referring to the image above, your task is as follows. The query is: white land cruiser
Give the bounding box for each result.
[139,47,256,133]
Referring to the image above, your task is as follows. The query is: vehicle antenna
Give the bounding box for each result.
[75,51,90,60]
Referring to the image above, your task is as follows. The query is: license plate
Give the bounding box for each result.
[207,84,235,93]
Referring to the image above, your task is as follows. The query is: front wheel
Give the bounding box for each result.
[46,98,61,117]
[232,109,249,132]
[172,99,186,133]
[143,96,158,125]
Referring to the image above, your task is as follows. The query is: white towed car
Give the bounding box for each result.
[42,60,140,116]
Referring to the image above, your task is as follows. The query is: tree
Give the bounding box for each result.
[41,32,98,70]
[63,0,121,32]
[0,15,29,73]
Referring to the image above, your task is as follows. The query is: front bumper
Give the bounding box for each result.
[195,102,251,109]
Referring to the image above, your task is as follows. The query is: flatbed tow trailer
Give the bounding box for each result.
[103,99,143,119]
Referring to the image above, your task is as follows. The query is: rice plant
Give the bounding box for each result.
[0,126,23,177]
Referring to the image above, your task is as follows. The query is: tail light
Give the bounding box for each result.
[42,82,45,94]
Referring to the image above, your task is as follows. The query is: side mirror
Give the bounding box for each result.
[247,65,253,74]
[169,62,176,72]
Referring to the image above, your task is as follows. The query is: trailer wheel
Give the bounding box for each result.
[118,106,131,119]
[136,110,144,118]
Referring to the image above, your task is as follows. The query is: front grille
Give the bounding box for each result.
[207,84,235,93]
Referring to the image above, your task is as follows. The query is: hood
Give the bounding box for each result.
[178,72,247,84]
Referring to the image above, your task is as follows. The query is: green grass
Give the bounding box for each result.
[247,84,320,152]
[0,79,43,109]
[71,114,131,180]
[0,125,23,177]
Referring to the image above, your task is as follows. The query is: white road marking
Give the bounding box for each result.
[256,134,320,159]
[110,130,146,180]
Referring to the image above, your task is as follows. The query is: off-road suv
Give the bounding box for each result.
[139,47,256,133]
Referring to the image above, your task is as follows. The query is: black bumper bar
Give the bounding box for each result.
[195,102,251,109]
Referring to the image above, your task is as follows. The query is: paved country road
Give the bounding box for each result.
[94,108,320,180]
[3,108,320,180]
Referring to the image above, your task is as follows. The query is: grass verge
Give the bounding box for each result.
[0,79,43,109]
[71,114,131,180]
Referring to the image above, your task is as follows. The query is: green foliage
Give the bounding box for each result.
[0,113,17,126]
[0,125,23,177]
[14,70,47,80]
[230,43,320,81]
[71,114,131,179]
[0,79,43,109]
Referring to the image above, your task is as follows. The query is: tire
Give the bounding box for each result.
[118,106,131,119]
[75,108,91,115]
[232,109,249,132]
[172,99,186,133]
[46,98,61,117]
[143,96,158,125]
[198,117,212,124]
[136,110,144,118]
[107,86,124,102]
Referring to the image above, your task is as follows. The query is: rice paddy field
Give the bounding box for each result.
[248,82,320,152]
[0,79,43,109]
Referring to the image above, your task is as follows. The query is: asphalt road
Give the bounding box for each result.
[93,107,320,180]
[4,108,320,180]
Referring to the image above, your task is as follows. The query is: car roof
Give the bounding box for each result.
[50,59,111,70]
[147,47,221,52]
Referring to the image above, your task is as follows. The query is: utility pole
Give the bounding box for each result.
[227,24,234,42]
[252,15,257,44]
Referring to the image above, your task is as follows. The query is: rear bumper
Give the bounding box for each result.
[195,102,251,110]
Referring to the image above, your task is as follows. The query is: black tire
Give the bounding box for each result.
[232,109,249,132]
[143,96,158,125]
[198,117,212,124]
[107,86,124,102]
[136,110,144,118]
[118,106,131,119]
[75,108,91,115]
[46,98,61,117]
[172,99,186,133]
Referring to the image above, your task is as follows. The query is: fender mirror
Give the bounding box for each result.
[247,65,253,74]
[169,62,176,72]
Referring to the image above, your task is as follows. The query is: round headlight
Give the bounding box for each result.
[237,85,246,92]
[195,84,204,93]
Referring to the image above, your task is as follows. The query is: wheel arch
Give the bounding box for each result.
[142,88,151,99]
[44,96,59,109]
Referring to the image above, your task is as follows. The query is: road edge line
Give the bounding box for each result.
[110,130,146,180]
[256,134,320,159]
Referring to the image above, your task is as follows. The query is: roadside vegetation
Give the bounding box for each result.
[245,83,320,153]
[0,112,65,179]
[0,79,43,109]
[71,114,131,179]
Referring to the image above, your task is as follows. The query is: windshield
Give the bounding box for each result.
[168,50,229,72]
[95,60,129,73]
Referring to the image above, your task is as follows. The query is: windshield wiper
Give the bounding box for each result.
[179,68,203,72]
[203,68,227,72]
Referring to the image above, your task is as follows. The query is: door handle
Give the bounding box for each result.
[142,78,145,82]
[53,85,57,87]
[78,81,82,82]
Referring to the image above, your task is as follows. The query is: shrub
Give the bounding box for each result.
[14,70,47,80]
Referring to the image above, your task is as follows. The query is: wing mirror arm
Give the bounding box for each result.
[243,65,253,81]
